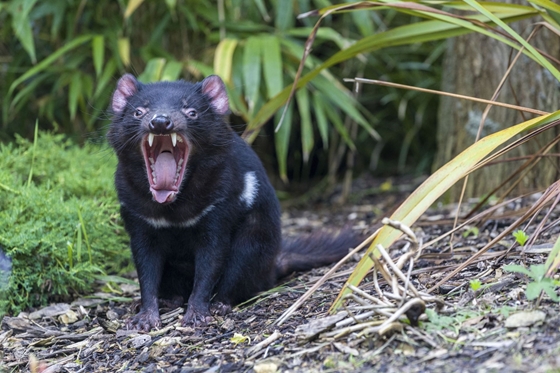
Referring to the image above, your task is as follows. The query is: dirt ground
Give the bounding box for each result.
[2,176,560,373]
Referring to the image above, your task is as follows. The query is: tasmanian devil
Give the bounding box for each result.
[107,74,361,331]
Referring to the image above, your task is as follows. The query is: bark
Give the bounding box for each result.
[435,7,560,202]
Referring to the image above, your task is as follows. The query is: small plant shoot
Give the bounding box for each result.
[469,279,482,291]
[512,230,529,246]
[503,264,560,302]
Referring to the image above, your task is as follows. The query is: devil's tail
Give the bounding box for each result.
[275,229,363,280]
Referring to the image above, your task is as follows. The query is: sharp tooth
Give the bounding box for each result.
[171,133,177,147]
[148,133,155,147]
[149,157,155,164]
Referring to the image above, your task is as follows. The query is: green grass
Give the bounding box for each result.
[0,131,130,315]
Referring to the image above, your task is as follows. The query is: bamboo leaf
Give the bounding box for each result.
[11,74,49,109]
[296,88,313,163]
[464,0,560,81]
[10,0,39,63]
[68,73,82,120]
[252,0,270,21]
[312,92,329,148]
[186,59,214,77]
[165,0,177,10]
[331,110,560,312]
[124,0,144,20]
[7,34,93,98]
[214,38,238,85]
[118,37,131,67]
[286,27,352,50]
[92,35,104,77]
[312,75,377,139]
[246,4,538,137]
[243,37,262,114]
[227,47,249,117]
[262,35,283,99]
[351,8,374,37]
[525,0,560,15]
[275,0,293,31]
[161,60,183,81]
[93,59,117,99]
[12,18,36,64]
[274,106,293,183]
[138,58,166,83]
[323,98,355,151]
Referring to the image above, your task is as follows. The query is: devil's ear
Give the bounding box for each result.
[201,75,229,115]
[112,74,139,113]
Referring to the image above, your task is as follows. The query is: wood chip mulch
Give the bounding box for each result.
[3,178,560,372]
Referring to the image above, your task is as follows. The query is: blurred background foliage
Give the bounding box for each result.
[0,0,443,187]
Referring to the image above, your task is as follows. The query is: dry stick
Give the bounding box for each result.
[429,182,560,292]
[464,26,557,218]
[245,330,282,358]
[370,250,397,295]
[485,154,560,165]
[358,298,426,337]
[449,32,531,251]
[523,184,560,253]
[372,265,389,303]
[473,121,560,169]
[376,244,421,298]
[465,133,560,219]
[501,135,560,194]
[343,78,549,116]
[469,122,560,185]
[336,310,377,328]
[494,190,557,265]
[347,284,392,307]
[275,229,380,326]
[495,138,560,219]
[328,320,384,339]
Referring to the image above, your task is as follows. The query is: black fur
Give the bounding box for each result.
[107,74,361,331]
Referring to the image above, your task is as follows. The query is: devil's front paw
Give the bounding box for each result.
[181,304,213,327]
[126,309,161,332]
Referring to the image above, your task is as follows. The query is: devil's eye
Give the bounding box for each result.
[185,108,198,119]
[134,108,145,118]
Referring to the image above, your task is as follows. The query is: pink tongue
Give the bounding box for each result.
[152,152,177,204]
[153,190,175,203]
[154,152,177,189]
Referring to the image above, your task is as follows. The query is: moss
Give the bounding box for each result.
[0,132,130,315]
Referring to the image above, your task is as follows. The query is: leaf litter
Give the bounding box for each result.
[2,175,560,372]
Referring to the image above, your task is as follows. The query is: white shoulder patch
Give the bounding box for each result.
[240,171,259,208]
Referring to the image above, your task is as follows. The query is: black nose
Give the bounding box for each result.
[149,115,173,133]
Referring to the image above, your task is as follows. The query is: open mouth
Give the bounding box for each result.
[141,133,189,204]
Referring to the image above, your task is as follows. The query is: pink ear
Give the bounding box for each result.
[201,75,229,115]
[112,74,138,113]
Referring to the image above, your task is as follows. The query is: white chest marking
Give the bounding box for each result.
[142,204,215,229]
[240,171,259,208]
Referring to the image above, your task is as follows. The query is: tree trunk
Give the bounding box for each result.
[434,6,560,202]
